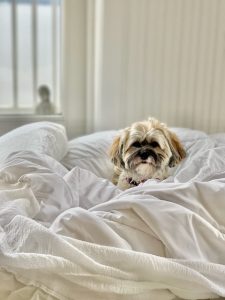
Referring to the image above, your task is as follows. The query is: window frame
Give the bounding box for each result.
[0,0,61,114]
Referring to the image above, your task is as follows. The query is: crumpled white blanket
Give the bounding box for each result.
[1,134,225,300]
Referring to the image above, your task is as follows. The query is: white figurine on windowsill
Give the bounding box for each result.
[35,85,55,115]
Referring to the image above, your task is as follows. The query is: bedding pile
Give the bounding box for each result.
[1,123,225,299]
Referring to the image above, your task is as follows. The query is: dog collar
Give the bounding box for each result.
[126,177,161,186]
[126,177,146,186]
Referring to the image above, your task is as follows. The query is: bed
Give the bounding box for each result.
[1,122,225,300]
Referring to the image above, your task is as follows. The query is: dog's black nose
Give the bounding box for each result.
[139,150,150,160]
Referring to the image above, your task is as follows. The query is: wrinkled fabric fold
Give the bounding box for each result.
[1,141,225,299]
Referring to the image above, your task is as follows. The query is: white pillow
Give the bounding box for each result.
[61,128,208,180]
[170,127,207,142]
[61,131,117,180]
[0,122,68,162]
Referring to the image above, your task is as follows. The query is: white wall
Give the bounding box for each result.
[63,0,225,137]
[61,0,87,138]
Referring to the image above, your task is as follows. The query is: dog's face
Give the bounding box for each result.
[110,118,186,182]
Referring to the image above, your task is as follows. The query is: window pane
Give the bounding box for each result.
[37,0,53,104]
[0,0,61,112]
[54,0,61,112]
[0,1,13,108]
[17,1,33,108]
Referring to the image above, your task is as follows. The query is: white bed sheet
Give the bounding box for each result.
[1,128,225,299]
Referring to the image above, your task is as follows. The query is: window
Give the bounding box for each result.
[0,0,61,114]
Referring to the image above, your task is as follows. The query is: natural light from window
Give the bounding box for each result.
[0,0,61,114]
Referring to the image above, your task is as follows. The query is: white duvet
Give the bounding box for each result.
[1,128,225,299]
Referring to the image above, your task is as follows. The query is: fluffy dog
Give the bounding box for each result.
[109,117,186,190]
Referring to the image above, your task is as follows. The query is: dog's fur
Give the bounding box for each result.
[109,117,186,190]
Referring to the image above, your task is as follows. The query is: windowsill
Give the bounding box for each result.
[0,113,63,118]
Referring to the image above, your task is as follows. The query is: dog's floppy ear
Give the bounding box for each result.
[109,133,125,168]
[166,131,186,167]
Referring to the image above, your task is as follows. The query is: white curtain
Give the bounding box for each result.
[62,0,225,138]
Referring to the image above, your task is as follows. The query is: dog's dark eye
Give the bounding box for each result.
[150,141,159,148]
[132,142,141,148]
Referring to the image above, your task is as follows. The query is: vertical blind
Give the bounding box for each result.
[87,0,225,133]
[0,0,61,112]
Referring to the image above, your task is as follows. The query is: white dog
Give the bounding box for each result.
[109,117,186,190]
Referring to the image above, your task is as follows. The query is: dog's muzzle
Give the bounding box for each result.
[138,149,158,162]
